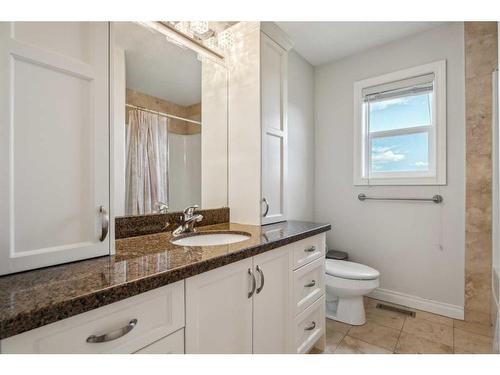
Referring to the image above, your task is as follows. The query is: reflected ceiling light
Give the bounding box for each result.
[217,29,234,51]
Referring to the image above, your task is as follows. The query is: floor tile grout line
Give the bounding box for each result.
[332,331,348,353]
[452,325,455,354]
[343,333,394,353]
[393,316,407,353]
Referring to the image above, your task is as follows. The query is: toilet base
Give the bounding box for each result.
[326,296,366,326]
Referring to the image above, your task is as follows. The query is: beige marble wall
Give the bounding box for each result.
[465,22,498,326]
[126,88,201,135]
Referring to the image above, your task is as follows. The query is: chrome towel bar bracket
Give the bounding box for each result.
[357,193,443,204]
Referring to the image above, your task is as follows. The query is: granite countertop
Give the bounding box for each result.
[0,220,331,340]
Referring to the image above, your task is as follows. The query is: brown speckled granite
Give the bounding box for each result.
[115,207,230,239]
[0,220,330,340]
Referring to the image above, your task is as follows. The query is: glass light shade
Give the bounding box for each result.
[190,21,209,35]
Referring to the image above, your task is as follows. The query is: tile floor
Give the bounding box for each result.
[311,297,495,354]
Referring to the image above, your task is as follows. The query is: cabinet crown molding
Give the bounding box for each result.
[260,22,293,52]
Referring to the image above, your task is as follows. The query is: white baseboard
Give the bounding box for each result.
[369,288,464,320]
[493,268,500,353]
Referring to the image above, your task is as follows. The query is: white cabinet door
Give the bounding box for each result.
[0,22,110,275]
[261,32,287,224]
[185,258,253,353]
[252,246,291,353]
[134,329,185,354]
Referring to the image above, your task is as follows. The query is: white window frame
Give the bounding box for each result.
[353,60,447,186]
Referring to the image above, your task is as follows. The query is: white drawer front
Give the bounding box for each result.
[292,234,325,270]
[134,329,184,354]
[293,295,325,354]
[293,257,325,315]
[1,281,185,354]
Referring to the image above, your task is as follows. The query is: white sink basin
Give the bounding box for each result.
[171,232,251,246]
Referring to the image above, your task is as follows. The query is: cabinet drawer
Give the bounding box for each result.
[293,295,325,354]
[291,234,325,270]
[1,281,185,354]
[134,329,184,354]
[293,257,325,315]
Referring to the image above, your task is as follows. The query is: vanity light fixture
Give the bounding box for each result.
[137,21,224,62]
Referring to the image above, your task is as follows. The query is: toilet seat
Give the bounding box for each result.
[325,259,380,280]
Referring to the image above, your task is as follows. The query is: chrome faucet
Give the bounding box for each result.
[172,205,203,236]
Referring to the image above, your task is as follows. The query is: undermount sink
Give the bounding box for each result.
[171,231,251,246]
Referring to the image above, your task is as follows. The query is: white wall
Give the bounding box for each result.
[315,23,465,316]
[287,50,315,221]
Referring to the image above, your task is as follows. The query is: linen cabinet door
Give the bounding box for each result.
[0,22,110,275]
[261,32,287,224]
[185,258,254,354]
[252,246,291,353]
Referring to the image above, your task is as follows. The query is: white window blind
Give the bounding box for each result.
[362,73,435,102]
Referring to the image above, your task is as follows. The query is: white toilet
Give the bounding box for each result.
[325,259,380,325]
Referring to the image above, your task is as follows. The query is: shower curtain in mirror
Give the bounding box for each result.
[125,109,169,215]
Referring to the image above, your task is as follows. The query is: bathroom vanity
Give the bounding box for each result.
[0,220,330,354]
[0,21,328,354]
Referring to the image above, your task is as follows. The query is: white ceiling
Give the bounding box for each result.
[276,22,446,66]
[114,22,201,106]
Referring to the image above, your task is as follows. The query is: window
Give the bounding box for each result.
[353,61,446,185]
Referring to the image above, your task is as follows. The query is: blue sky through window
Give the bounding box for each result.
[371,133,429,172]
[368,93,431,173]
[370,93,432,132]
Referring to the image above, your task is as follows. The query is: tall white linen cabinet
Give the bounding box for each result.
[228,22,292,226]
[0,22,110,275]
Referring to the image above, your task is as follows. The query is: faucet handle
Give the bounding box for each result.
[183,205,199,217]
[154,201,169,214]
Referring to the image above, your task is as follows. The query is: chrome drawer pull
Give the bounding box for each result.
[305,280,316,288]
[262,197,269,217]
[304,321,316,331]
[99,206,109,242]
[256,265,265,294]
[304,246,316,253]
[86,318,138,343]
[248,268,256,298]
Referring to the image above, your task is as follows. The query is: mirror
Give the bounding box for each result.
[112,22,228,216]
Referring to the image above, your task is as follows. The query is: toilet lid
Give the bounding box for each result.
[325,259,380,280]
